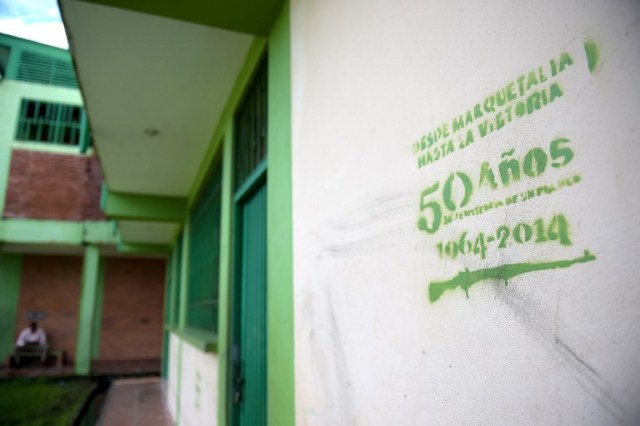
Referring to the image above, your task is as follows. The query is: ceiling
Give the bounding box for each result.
[60,0,254,197]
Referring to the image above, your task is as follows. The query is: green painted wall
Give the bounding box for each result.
[266,4,295,425]
[0,254,22,363]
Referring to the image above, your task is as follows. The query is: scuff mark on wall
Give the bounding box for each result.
[302,286,355,425]
[491,283,634,425]
[324,192,417,257]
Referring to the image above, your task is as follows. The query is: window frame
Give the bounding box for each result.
[15,98,92,152]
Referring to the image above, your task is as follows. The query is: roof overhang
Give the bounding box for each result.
[59,0,279,246]
[75,0,284,36]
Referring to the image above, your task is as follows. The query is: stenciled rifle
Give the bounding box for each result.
[429,250,596,302]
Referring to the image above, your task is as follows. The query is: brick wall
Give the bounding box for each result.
[4,149,105,220]
[14,255,166,364]
[14,255,82,363]
[99,258,166,361]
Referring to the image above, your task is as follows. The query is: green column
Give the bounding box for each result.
[75,245,101,375]
[0,254,22,363]
[161,254,172,378]
[91,258,105,360]
[267,3,295,425]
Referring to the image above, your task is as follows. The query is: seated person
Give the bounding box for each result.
[14,321,48,365]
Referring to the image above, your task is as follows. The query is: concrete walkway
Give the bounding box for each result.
[98,377,173,426]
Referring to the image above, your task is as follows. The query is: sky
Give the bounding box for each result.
[0,0,68,49]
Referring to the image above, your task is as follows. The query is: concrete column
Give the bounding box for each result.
[0,254,22,363]
[91,258,105,361]
[75,245,101,375]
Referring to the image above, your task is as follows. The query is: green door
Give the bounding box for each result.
[232,181,267,426]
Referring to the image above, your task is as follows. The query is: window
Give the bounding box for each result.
[234,56,268,189]
[187,163,223,333]
[15,99,88,147]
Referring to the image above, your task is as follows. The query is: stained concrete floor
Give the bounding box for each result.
[97,377,173,426]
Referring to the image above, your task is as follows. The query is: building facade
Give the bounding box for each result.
[0,33,166,375]
[58,0,640,425]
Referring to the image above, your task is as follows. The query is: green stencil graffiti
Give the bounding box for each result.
[583,39,599,74]
[428,250,596,303]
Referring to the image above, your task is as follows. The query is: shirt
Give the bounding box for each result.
[16,327,47,347]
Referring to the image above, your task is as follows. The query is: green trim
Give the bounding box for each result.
[178,220,190,330]
[103,190,188,222]
[174,327,217,352]
[117,243,170,254]
[0,219,118,245]
[80,0,284,36]
[267,4,295,425]
[12,142,91,156]
[75,245,101,375]
[161,329,169,379]
[168,245,180,326]
[79,112,91,153]
[188,38,268,209]
[91,257,106,360]
[0,254,22,363]
[0,137,13,217]
[233,159,267,202]
[217,123,234,426]
[161,257,171,378]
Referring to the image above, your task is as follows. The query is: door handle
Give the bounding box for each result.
[234,376,244,404]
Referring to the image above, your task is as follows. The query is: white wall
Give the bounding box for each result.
[291,0,640,424]
[167,333,218,426]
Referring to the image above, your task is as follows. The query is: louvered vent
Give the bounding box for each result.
[17,51,78,88]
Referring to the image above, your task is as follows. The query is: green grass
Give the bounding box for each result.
[0,378,95,425]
